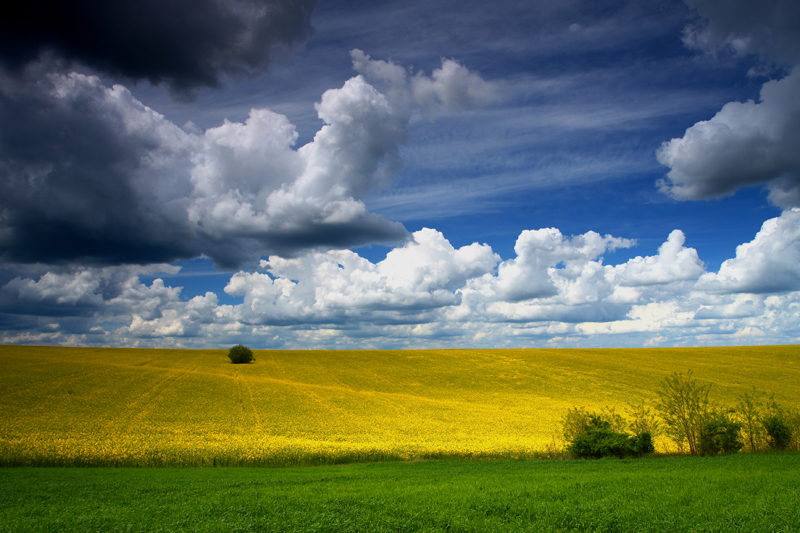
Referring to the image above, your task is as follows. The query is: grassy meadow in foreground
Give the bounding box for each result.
[2,454,799,532]
[1,345,799,466]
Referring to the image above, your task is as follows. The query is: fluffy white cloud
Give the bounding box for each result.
[657,69,800,206]
[4,270,104,308]
[190,109,303,200]
[697,208,800,293]
[225,228,499,324]
[612,230,705,286]
[0,264,180,316]
[351,49,499,115]
[217,225,703,333]
[469,228,634,305]
[186,71,413,261]
[459,228,698,325]
[121,292,220,338]
[576,301,697,336]
[694,293,765,319]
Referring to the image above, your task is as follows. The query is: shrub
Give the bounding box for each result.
[565,413,653,459]
[630,431,655,455]
[569,428,628,459]
[763,415,792,450]
[228,344,254,364]
[788,409,800,450]
[699,412,743,455]
[761,399,800,451]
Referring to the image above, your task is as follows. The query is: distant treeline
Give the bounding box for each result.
[561,370,800,459]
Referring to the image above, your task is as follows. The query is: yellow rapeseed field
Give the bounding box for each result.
[1,345,798,466]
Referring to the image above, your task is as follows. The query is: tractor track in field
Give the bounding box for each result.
[120,361,202,429]
[235,372,263,431]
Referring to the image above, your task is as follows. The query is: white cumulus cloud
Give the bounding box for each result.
[697,208,800,293]
[225,228,499,324]
[657,69,800,206]
[612,230,705,286]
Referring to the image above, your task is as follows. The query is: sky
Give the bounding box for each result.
[1,0,799,349]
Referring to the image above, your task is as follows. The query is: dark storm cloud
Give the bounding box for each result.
[0,0,317,95]
[0,63,415,269]
[683,0,800,67]
[0,70,200,266]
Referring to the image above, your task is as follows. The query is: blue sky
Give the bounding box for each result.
[1,0,799,348]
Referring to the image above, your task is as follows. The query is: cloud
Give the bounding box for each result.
[350,49,499,115]
[480,228,635,304]
[694,293,764,319]
[682,0,800,67]
[188,72,413,265]
[3,215,800,348]
[120,291,220,338]
[0,262,230,342]
[0,71,200,266]
[697,208,800,293]
[0,53,497,268]
[0,0,317,95]
[658,0,800,206]
[458,228,697,325]
[225,228,499,325]
[612,230,705,286]
[223,225,697,330]
[0,263,179,325]
[657,69,800,206]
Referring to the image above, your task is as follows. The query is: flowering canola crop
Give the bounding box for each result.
[1,345,798,466]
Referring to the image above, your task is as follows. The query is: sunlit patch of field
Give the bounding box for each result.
[1,345,798,466]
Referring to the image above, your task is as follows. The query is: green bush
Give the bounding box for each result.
[630,431,655,455]
[228,344,254,364]
[569,428,628,459]
[699,413,743,455]
[565,413,654,459]
[763,415,792,450]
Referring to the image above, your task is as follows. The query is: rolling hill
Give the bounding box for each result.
[1,344,798,466]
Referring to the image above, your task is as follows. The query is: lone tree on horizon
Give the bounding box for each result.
[228,344,254,364]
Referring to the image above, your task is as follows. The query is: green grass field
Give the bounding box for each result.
[2,453,799,532]
[2,344,799,466]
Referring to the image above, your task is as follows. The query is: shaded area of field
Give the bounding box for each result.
[1,345,799,466]
[2,453,799,532]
